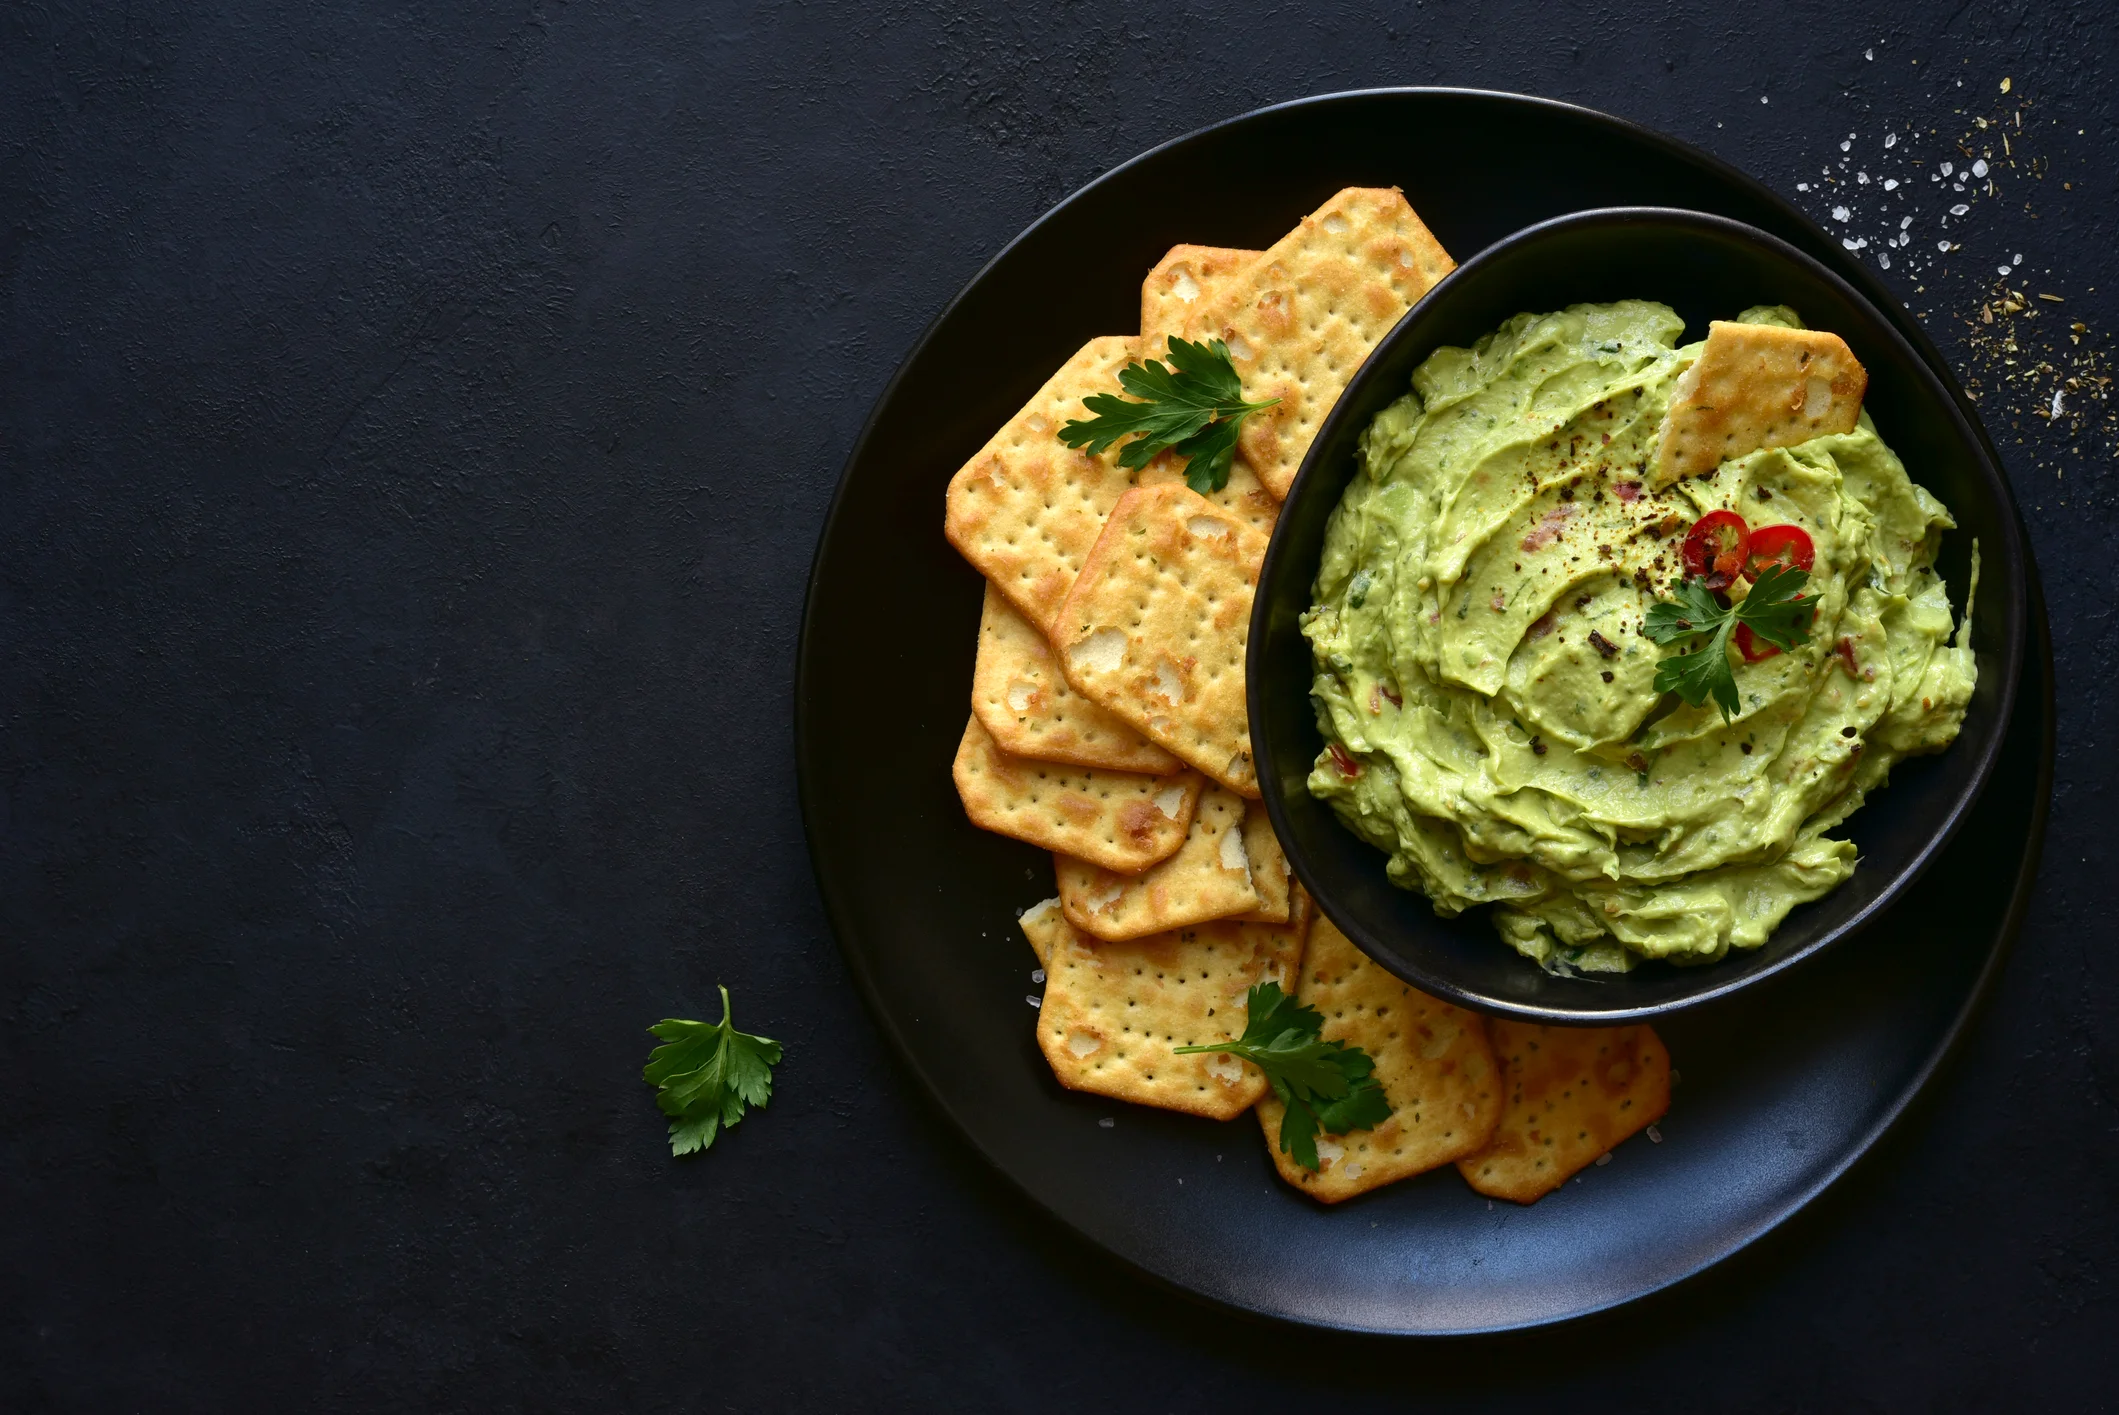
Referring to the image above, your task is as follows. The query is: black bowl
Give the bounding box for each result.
[1249,207,2026,1025]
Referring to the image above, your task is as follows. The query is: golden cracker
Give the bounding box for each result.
[1135,449,1280,539]
[1652,321,1868,486]
[1051,483,1269,797]
[1141,244,1263,341]
[943,243,1280,631]
[971,581,1180,774]
[1255,917,1502,1203]
[1182,187,1454,499]
[951,715,1199,873]
[1456,1021,1672,1204]
[1056,785,1258,941]
[1237,801,1291,923]
[1021,891,1311,1120]
[943,337,1141,630]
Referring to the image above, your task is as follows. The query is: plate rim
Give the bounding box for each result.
[793,86,2057,1334]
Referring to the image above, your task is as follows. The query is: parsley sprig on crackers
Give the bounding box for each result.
[1176,981,1391,1170]
[1058,336,1275,494]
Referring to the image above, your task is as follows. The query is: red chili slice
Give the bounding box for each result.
[1682,511,1750,589]
[1734,623,1781,662]
[1744,523,1816,580]
[1328,741,1361,778]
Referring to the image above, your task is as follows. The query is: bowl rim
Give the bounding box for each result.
[1248,203,2027,1025]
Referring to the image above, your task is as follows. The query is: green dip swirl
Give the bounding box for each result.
[1304,302,1977,972]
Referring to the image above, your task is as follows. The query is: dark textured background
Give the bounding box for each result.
[3,1,2113,1410]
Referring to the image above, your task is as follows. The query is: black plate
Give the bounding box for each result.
[1252,207,2026,1025]
[796,90,2053,1333]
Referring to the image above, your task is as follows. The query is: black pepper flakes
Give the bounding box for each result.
[1588,630,1619,658]
[1531,738,1548,756]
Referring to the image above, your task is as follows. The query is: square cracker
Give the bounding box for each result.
[1456,1021,1671,1204]
[1237,802,1292,923]
[972,581,1180,774]
[943,239,1282,632]
[1051,483,1269,797]
[1141,244,1263,341]
[952,715,1200,873]
[1181,187,1454,499]
[1056,784,1258,941]
[944,336,1142,629]
[1020,891,1311,1120]
[1651,321,1868,486]
[1255,917,1502,1203]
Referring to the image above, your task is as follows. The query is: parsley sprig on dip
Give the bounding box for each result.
[1057,336,1275,494]
[1644,562,1815,720]
[642,986,781,1156]
[1175,981,1389,1170]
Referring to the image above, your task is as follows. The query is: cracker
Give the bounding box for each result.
[944,337,1142,629]
[1056,785,1258,941]
[1237,802,1292,923]
[1651,321,1868,486]
[1050,483,1269,797]
[1456,1021,1671,1204]
[1141,244,1263,341]
[1136,450,1280,539]
[1181,187,1454,499]
[971,581,1180,774]
[943,241,1278,631]
[951,715,1200,873]
[1020,891,1312,1120]
[1255,917,1502,1203]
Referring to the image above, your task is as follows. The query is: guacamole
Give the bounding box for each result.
[1304,302,1977,972]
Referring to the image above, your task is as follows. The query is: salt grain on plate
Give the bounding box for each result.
[1030,968,1046,984]
[1884,178,1899,190]
[1950,203,1970,216]
[1972,159,1989,177]
[1098,1117,1114,1128]
[1595,1153,1612,1166]
[1647,1124,1664,1143]
[1940,161,1954,175]
[1884,132,1897,148]
[1026,994,1042,1008]
[1832,205,1851,221]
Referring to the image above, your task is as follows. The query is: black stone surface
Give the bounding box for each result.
[3,2,2112,1409]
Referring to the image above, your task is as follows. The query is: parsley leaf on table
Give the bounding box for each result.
[1173,981,1390,1170]
[1057,336,1276,494]
[642,986,781,1157]
[1644,564,1815,721]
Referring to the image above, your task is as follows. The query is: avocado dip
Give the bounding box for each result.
[1303,302,1977,972]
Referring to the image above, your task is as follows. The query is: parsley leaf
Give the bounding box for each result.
[642,985,781,1157]
[1733,563,1815,649]
[1057,337,1277,494]
[1645,566,1815,721]
[1173,981,1390,1170]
